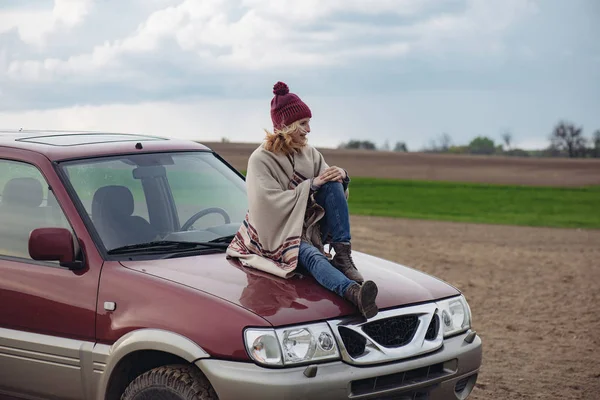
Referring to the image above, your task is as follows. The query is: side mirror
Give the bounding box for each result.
[29,228,83,269]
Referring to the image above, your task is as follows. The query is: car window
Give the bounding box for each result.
[0,159,73,262]
[166,154,248,229]
[65,158,149,220]
[59,151,248,252]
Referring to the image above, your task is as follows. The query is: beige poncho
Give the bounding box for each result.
[226,143,348,278]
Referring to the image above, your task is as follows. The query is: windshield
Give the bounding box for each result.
[58,151,247,255]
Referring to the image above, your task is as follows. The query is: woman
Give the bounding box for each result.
[227,81,378,319]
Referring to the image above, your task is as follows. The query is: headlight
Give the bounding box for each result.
[244,323,340,367]
[437,295,471,337]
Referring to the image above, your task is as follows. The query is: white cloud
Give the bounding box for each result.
[53,0,94,26]
[0,10,53,46]
[240,0,441,19]
[0,0,94,47]
[3,0,539,83]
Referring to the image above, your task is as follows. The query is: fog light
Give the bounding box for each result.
[455,377,469,393]
[455,373,477,399]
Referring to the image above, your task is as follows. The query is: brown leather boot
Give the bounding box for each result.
[344,281,379,319]
[332,243,364,283]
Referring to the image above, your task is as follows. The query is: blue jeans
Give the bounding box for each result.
[298,181,355,297]
[315,180,351,243]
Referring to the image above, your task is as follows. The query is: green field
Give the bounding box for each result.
[345,177,600,229]
[235,170,600,229]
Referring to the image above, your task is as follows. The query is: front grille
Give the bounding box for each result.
[338,327,366,358]
[362,315,420,347]
[425,314,439,340]
[329,302,445,365]
[351,362,446,397]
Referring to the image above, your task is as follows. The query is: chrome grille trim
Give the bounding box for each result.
[327,302,444,366]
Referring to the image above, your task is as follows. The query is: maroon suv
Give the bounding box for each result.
[0,131,482,400]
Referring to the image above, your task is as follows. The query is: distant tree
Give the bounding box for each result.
[362,141,377,150]
[468,136,496,155]
[592,130,600,158]
[424,138,437,152]
[221,137,230,143]
[339,140,377,150]
[394,141,408,152]
[501,131,512,151]
[382,140,391,151]
[425,133,452,152]
[549,121,586,158]
[543,145,563,158]
[505,148,530,157]
[439,133,452,151]
[448,145,469,154]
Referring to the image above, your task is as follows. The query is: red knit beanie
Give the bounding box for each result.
[270,81,312,130]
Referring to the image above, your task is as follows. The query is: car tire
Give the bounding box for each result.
[121,364,219,400]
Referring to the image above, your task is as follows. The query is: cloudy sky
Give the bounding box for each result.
[0,0,598,150]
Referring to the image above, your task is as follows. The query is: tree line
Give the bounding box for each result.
[338,120,600,158]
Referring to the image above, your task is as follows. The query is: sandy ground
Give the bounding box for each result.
[349,215,600,400]
[204,142,600,187]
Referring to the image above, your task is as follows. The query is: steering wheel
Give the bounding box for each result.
[180,207,231,231]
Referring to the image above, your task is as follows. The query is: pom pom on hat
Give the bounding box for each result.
[273,81,289,96]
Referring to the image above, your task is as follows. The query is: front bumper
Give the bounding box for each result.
[196,330,482,400]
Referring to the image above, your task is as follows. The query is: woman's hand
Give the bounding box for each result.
[313,166,347,188]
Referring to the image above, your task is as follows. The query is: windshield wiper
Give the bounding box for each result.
[208,234,236,244]
[107,240,229,255]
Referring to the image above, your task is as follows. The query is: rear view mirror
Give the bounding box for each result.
[29,228,83,269]
[133,165,167,179]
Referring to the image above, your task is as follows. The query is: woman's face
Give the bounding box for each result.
[290,118,310,146]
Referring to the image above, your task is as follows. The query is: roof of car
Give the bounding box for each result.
[0,129,211,161]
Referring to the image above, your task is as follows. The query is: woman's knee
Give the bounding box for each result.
[306,249,326,266]
[299,242,322,261]
[319,180,344,195]
[321,180,343,189]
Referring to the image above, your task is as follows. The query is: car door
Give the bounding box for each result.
[0,151,101,400]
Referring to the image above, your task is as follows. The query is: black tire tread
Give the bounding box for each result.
[121,364,218,400]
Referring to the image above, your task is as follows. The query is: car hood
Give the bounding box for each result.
[120,251,459,326]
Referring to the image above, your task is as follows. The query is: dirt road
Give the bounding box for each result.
[350,215,600,399]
